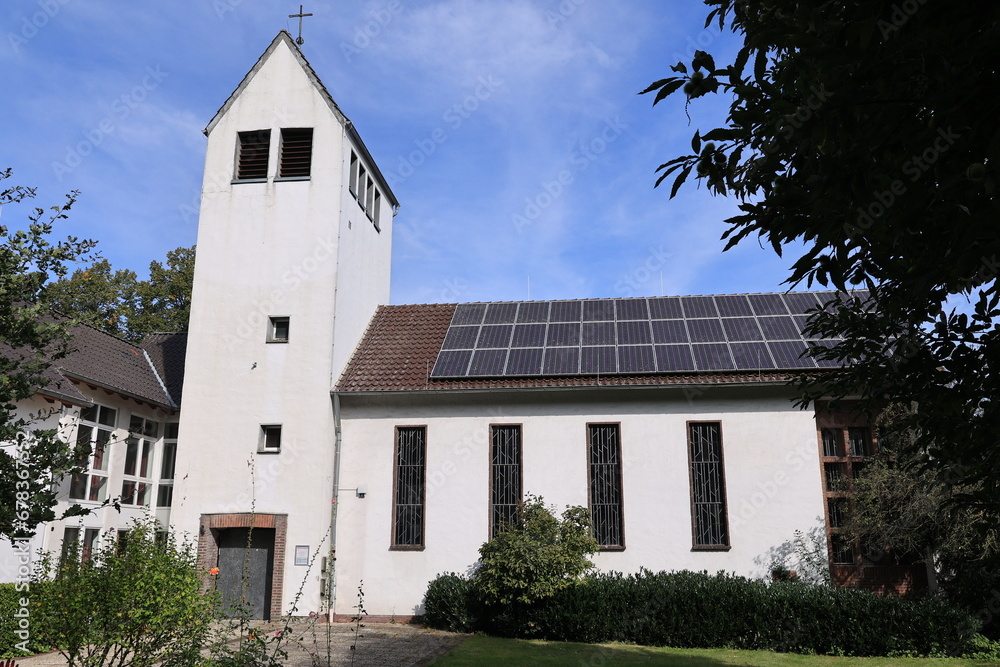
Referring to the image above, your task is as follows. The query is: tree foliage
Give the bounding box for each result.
[0,168,97,541]
[475,495,598,606]
[45,245,194,343]
[643,1,1000,518]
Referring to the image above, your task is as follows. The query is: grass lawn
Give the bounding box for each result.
[431,635,1000,666]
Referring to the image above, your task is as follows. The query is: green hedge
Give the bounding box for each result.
[0,582,51,658]
[422,569,981,657]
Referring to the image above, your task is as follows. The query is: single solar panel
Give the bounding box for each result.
[546,322,581,347]
[581,346,617,374]
[768,340,816,368]
[722,317,764,342]
[651,319,688,344]
[550,300,582,322]
[616,320,652,345]
[615,298,649,321]
[714,294,754,317]
[692,343,735,371]
[468,349,508,376]
[731,342,774,370]
[442,325,480,350]
[582,321,616,346]
[648,297,683,319]
[543,346,579,375]
[687,318,727,343]
[618,345,656,373]
[758,316,801,341]
[484,302,518,324]
[511,323,546,347]
[655,344,696,371]
[783,291,820,314]
[505,347,543,375]
[452,303,487,326]
[477,324,513,349]
[749,293,789,316]
[681,296,718,318]
[517,301,549,323]
[432,350,473,376]
[583,299,615,321]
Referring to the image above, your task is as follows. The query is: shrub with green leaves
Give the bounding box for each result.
[421,573,478,633]
[32,517,216,667]
[475,495,597,607]
[0,582,50,657]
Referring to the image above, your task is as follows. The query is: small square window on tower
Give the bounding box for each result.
[279,128,313,178]
[259,425,282,453]
[267,316,290,343]
[236,130,271,180]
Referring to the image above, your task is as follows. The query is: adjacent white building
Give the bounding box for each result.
[6,31,921,622]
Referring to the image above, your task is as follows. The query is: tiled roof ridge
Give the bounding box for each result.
[398,287,857,307]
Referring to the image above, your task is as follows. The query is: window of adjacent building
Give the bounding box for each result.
[279,128,313,178]
[69,404,117,502]
[82,528,100,562]
[61,526,80,561]
[122,416,157,507]
[259,425,282,453]
[819,419,876,566]
[236,130,271,180]
[490,425,522,538]
[688,421,730,549]
[588,423,624,549]
[392,426,425,548]
[157,422,178,508]
[268,316,290,343]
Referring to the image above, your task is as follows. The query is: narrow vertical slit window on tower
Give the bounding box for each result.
[372,190,381,230]
[588,423,624,549]
[365,176,375,219]
[279,128,313,178]
[392,426,426,548]
[490,425,522,538]
[688,421,730,549]
[357,165,368,209]
[236,130,271,180]
[349,151,359,196]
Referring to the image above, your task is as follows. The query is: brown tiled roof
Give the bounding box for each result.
[140,332,188,406]
[55,324,177,408]
[336,304,800,393]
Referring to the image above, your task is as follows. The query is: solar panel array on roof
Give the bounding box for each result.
[429,291,861,379]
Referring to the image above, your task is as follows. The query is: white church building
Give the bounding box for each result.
[4,31,924,622]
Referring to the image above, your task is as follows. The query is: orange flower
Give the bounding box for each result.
[209,567,220,575]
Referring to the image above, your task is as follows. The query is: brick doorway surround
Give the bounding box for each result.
[198,513,288,622]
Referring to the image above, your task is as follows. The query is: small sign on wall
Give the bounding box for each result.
[294,545,309,566]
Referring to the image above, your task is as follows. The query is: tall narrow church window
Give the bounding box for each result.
[279,128,313,178]
[688,421,730,549]
[236,130,271,180]
[490,425,521,538]
[69,404,116,502]
[392,426,425,548]
[588,423,624,549]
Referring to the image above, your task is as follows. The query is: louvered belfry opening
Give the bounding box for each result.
[688,422,729,548]
[279,128,313,178]
[237,130,271,180]
[393,427,425,548]
[588,424,624,548]
[491,425,521,537]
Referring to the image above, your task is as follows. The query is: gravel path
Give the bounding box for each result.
[11,622,467,667]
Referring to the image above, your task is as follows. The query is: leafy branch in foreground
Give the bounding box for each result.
[643,1,1000,522]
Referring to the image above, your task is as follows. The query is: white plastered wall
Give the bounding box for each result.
[333,385,827,617]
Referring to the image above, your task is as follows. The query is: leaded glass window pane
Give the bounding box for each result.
[689,422,729,548]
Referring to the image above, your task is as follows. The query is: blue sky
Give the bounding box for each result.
[1,1,801,305]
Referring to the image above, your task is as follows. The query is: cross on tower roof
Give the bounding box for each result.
[289,5,313,45]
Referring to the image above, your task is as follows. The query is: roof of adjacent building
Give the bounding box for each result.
[30,325,187,410]
[335,296,831,393]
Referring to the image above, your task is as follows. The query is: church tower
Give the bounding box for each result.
[171,31,397,620]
